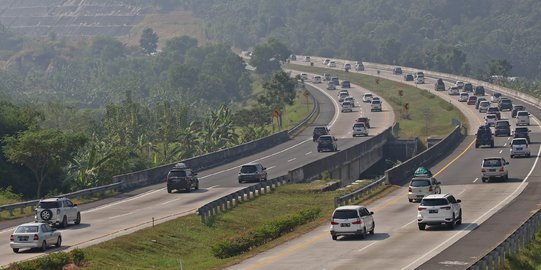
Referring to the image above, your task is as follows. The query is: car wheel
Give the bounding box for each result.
[195,181,199,190]
[61,215,68,228]
[41,240,47,251]
[75,212,81,225]
[55,236,62,247]
[447,214,455,229]
[482,177,487,183]
[475,144,479,148]
[167,188,172,193]
[331,235,337,241]
[186,185,192,193]
[491,143,494,148]
[457,211,463,225]
[12,248,19,253]
[528,154,531,158]
[40,209,53,221]
[370,222,375,234]
[359,227,366,239]
[505,174,509,181]
[408,199,413,203]
[510,155,514,159]
[418,223,426,230]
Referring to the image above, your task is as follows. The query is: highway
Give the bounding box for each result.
[0,67,395,266]
[227,58,541,269]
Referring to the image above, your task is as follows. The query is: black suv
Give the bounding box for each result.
[341,80,351,88]
[464,83,473,92]
[512,105,525,118]
[434,79,445,91]
[166,163,199,193]
[393,67,403,75]
[513,127,531,143]
[404,74,414,81]
[498,99,513,111]
[317,135,338,152]
[475,125,494,148]
[474,86,485,96]
[313,126,330,142]
[495,120,511,137]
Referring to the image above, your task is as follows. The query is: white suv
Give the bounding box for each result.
[330,205,375,240]
[408,177,441,202]
[417,194,462,230]
[352,122,368,137]
[516,111,530,126]
[362,93,373,103]
[510,138,530,158]
[481,157,509,182]
[35,197,81,228]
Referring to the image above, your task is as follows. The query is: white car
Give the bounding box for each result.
[330,205,375,240]
[313,75,322,84]
[10,222,62,253]
[415,74,425,84]
[481,157,509,182]
[303,56,311,62]
[448,86,460,95]
[417,194,462,230]
[35,197,81,228]
[338,92,349,102]
[516,111,530,126]
[338,89,349,96]
[491,92,502,103]
[344,96,355,106]
[341,101,353,112]
[478,101,491,112]
[352,122,368,136]
[455,81,465,89]
[355,63,365,71]
[300,73,308,80]
[323,59,331,65]
[328,61,336,67]
[458,92,469,102]
[371,100,382,112]
[484,114,497,126]
[344,63,351,70]
[362,93,373,103]
[408,177,442,202]
[510,138,530,158]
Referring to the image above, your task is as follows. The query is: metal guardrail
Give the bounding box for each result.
[288,88,319,137]
[334,176,386,208]
[0,182,122,217]
[197,176,288,224]
[468,209,541,269]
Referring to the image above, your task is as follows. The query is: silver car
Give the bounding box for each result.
[408,177,442,202]
[481,157,509,182]
[10,222,62,253]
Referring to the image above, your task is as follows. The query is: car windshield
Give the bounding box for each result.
[364,94,372,98]
[354,123,365,128]
[319,136,332,142]
[410,179,430,187]
[38,201,60,208]
[483,159,502,167]
[494,93,501,97]
[340,93,348,97]
[496,121,509,127]
[168,170,187,177]
[512,139,527,145]
[480,102,490,106]
[15,225,39,233]
[488,108,499,112]
[501,100,511,104]
[514,106,524,110]
[372,101,381,104]
[314,128,327,134]
[240,165,257,173]
[333,210,358,219]
[486,115,496,119]
[515,128,528,133]
[420,199,449,206]
[517,111,529,116]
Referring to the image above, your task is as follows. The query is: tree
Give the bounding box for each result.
[486,59,513,77]
[140,28,159,55]
[258,70,297,108]
[3,129,88,198]
[249,38,291,76]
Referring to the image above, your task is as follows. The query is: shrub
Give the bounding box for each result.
[70,248,85,265]
[6,249,86,270]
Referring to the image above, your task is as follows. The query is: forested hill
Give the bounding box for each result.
[179,0,541,80]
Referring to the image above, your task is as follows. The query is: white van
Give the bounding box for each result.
[371,100,382,112]
[313,75,322,84]
[516,111,530,126]
[341,101,353,113]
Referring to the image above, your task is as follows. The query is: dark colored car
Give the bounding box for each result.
[513,127,531,143]
[475,125,494,148]
[463,83,473,92]
[512,105,525,118]
[238,162,267,183]
[474,86,485,96]
[166,163,199,193]
[393,67,403,75]
[475,97,487,109]
[435,78,445,91]
[498,99,513,111]
[487,107,501,120]
[313,126,330,142]
[317,135,338,152]
[341,80,351,88]
[404,74,414,81]
[494,120,511,137]
[355,117,371,128]
[331,77,339,86]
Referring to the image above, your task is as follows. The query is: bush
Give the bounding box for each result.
[212,208,321,258]
[6,249,86,270]
[70,248,85,265]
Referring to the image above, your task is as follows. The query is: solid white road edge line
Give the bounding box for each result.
[357,242,377,252]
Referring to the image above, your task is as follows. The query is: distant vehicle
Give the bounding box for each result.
[344,96,355,107]
[487,107,501,119]
[10,222,62,253]
[34,197,80,228]
[478,101,490,113]
[435,78,445,91]
[448,86,460,95]
[513,127,531,143]
[498,98,513,111]
[408,177,441,203]
[415,72,425,84]
[328,61,337,67]
[371,100,382,112]
[323,73,331,81]
[338,89,349,96]
[330,205,375,240]
[355,117,370,128]
[313,75,322,84]
[404,74,414,81]
[317,135,338,152]
[167,163,199,193]
[289,54,297,61]
[494,120,511,137]
[313,126,330,142]
[344,63,352,70]
[355,63,365,71]
[238,162,267,183]
[341,80,351,88]
[481,157,509,182]
[352,122,368,137]
[458,92,469,102]
[300,73,308,80]
[474,86,485,96]
[303,56,311,62]
[331,77,339,86]
[463,83,473,92]
[467,96,477,105]
[485,114,498,126]
[338,92,349,102]
[516,111,531,126]
[475,125,494,148]
[417,194,462,230]
[323,59,331,65]
[393,67,403,75]
[512,105,525,118]
[475,97,487,109]
[491,92,502,103]
[362,93,373,103]
[454,81,465,89]
[326,81,336,90]
[510,138,530,158]
[341,101,353,113]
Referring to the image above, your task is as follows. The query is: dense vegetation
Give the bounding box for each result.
[172,0,541,84]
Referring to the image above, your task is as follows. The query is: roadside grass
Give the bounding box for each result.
[285,64,467,140]
[76,182,392,270]
[504,230,541,269]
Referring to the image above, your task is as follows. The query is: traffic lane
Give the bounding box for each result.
[227,183,523,270]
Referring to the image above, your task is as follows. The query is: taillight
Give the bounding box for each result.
[428,186,433,192]
[418,207,426,211]
[441,206,451,210]
[33,234,39,241]
[352,218,362,225]
[481,168,486,173]
[408,187,412,192]
[10,235,13,241]
[331,220,339,225]
[499,167,505,172]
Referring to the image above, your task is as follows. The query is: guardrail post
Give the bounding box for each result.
[486,253,493,270]
[497,247,504,269]
[479,258,487,270]
[19,206,25,215]
[8,209,14,216]
[199,206,207,224]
